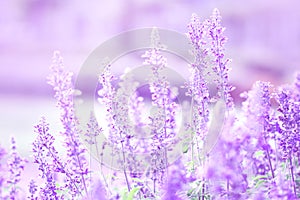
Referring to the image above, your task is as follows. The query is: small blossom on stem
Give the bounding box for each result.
[208,8,234,108]
[33,117,62,199]
[28,180,38,200]
[7,137,26,200]
[0,146,6,197]
[47,51,89,198]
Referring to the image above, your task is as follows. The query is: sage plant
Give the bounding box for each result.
[0,8,299,200]
[47,51,90,198]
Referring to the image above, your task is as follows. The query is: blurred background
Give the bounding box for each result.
[1,0,300,154]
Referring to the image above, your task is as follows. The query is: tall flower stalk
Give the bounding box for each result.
[276,86,299,198]
[186,13,211,200]
[142,29,178,196]
[0,146,6,198]
[6,138,26,200]
[32,117,61,199]
[208,8,234,109]
[47,51,89,198]
[243,82,276,179]
[98,62,144,195]
[1,9,300,200]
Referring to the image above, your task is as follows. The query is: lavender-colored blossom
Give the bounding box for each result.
[162,160,188,200]
[276,87,300,160]
[0,146,6,198]
[205,139,248,199]
[6,138,26,200]
[293,71,300,101]
[0,9,298,200]
[128,92,148,153]
[186,13,210,146]
[28,180,38,200]
[268,177,297,200]
[88,180,106,200]
[32,117,62,199]
[142,29,179,196]
[47,51,89,198]
[84,112,103,146]
[208,8,234,108]
[276,86,300,198]
[97,63,119,145]
[143,45,178,144]
[241,81,277,180]
[98,63,144,193]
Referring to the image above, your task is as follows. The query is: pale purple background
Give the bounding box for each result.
[1,0,300,153]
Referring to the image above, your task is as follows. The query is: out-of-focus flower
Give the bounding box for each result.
[241,81,277,178]
[162,160,188,200]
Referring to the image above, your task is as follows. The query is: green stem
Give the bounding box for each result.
[289,157,297,198]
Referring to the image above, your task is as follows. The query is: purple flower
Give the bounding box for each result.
[141,29,179,196]
[293,71,300,101]
[208,8,234,108]
[186,13,210,139]
[84,112,103,146]
[47,51,89,198]
[32,117,62,199]
[206,139,248,199]
[7,137,26,200]
[97,63,119,145]
[143,45,178,144]
[275,86,299,198]
[162,160,188,200]
[28,180,38,200]
[276,87,300,160]
[241,81,277,179]
[0,146,6,198]
[88,180,106,200]
[98,61,144,193]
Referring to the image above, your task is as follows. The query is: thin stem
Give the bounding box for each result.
[47,144,82,196]
[69,130,89,197]
[120,140,131,192]
[153,174,156,194]
[97,142,111,196]
[265,147,275,179]
[263,133,275,180]
[226,178,229,200]
[201,178,205,200]
[162,98,169,182]
[289,157,297,198]
[190,97,195,170]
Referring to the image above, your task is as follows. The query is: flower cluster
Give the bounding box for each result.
[32,117,62,199]
[142,30,180,196]
[208,9,234,108]
[47,51,90,198]
[0,8,300,200]
[0,138,26,199]
[0,146,6,197]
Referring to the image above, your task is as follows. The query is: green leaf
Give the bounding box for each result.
[254,150,264,158]
[252,175,268,181]
[254,179,266,189]
[182,143,189,153]
[124,187,141,200]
